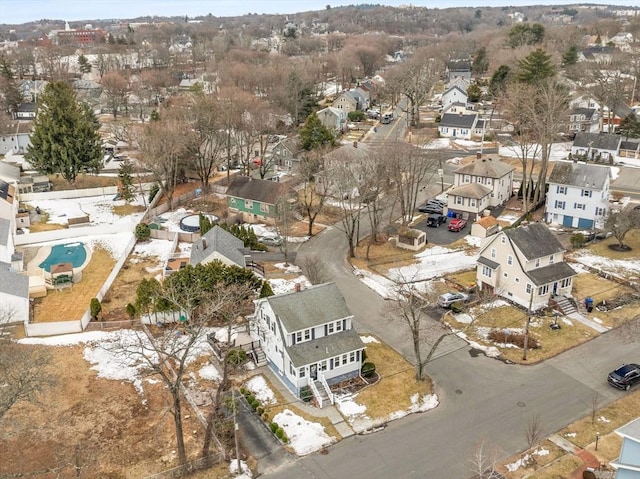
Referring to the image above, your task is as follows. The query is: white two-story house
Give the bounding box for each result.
[476,223,576,311]
[545,161,610,230]
[611,417,640,479]
[447,155,515,221]
[249,282,365,405]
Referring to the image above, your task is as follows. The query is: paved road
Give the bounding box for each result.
[258,222,639,479]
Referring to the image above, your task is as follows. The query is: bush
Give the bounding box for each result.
[281,434,289,443]
[90,298,102,321]
[348,110,365,122]
[570,233,587,249]
[256,406,264,415]
[262,412,270,422]
[244,392,255,404]
[240,387,247,395]
[275,428,285,439]
[148,183,160,203]
[269,422,278,434]
[250,399,259,410]
[226,349,247,365]
[361,362,376,377]
[299,386,313,402]
[450,301,465,313]
[488,329,540,349]
[125,303,136,319]
[135,223,151,241]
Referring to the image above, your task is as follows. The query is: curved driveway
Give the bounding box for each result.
[261,223,639,479]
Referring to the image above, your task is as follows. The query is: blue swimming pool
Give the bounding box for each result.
[39,242,87,272]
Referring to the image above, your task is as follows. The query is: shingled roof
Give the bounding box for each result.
[266,282,352,333]
[526,262,577,286]
[226,176,292,206]
[190,225,246,267]
[448,182,492,199]
[573,132,621,151]
[548,161,610,190]
[0,262,29,300]
[504,223,565,260]
[439,113,477,129]
[455,156,514,178]
[287,329,364,367]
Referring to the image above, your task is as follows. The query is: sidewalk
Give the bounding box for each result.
[568,312,609,333]
[548,434,608,479]
[261,367,355,439]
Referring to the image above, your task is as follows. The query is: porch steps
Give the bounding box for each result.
[314,380,330,404]
[252,348,267,367]
[552,295,577,316]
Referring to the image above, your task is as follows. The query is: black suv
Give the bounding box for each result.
[607,363,640,390]
[426,214,447,227]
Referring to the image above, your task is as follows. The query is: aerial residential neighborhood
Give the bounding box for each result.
[1,2,640,479]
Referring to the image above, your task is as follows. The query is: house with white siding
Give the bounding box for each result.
[476,223,576,311]
[446,155,514,221]
[611,417,640,479]
[545,161,610,230]
[438,112,478,140]
[248,282,365,406]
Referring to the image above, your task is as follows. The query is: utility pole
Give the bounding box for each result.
[523,289,534,361]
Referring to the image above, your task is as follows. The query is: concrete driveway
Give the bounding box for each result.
[413,214,470,245]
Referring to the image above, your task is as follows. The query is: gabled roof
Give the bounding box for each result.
[455,156,515,179]
[476,215,499,228]
[0,218,10,247]
[504,223,565,260]
[526,262,576,286]
[334,91,357,105]
[226,176,292,206]
[287,329,364,367]
[0,262,28,299]
[572,132,621,151]
[570,107,597,120]
[190,225,246,267]
[448,182,492,199]
[620,140,640,152]
[16,103,36,112]
[548,161,610,190]
[274,137,301,154]
[447,60,471,72]
[317,107,344,119]
[443,85,467,97]
[266,282,352,332]
[616,417,640,442]
[439,113,477,129]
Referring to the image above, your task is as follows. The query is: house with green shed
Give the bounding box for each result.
[226,176,294,225]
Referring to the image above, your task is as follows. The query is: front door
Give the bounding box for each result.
[553,282,558,294]
[310,364,318,380]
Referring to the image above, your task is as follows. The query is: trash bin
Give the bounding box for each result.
[585,297,594,313]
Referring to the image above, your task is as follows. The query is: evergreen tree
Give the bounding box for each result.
[561,46,578,67]
[619,114,640,139]
[489,65,510,97]
[299,112,336,151]
[0,56,23,113]
[472,47,489,75]
[118,159,135,202]
[26,81,103,184]
[516,49,555,85]
[77,54,92,74]
[259,280,274,298]
[199,213,215,235]
[467,83,482,103]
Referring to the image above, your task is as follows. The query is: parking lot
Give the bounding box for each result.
[413,214,470,245]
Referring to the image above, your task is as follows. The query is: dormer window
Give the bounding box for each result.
[549,255,555,264]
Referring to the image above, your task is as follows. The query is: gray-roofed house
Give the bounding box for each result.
[476,223,576,311]
[545,161,610,229]
[438,112,478,140]
[332,91,358,114]
[14,103,37,120]
[610,417,640,478]
[0,120,32,155]
[226,176,294,225]
[316,107,346,135]
[0,261,29,324]
[568,107,599,134]
[249,282,365,405]
[446,60,472,83]
[447,155,515,221]
[189,225,248,268]
[442,85,468,111]
[571,132,622,162]
[270,137,303,169]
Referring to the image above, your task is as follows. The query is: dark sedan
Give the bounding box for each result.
[418,203,444,214]
[607,363,640,390]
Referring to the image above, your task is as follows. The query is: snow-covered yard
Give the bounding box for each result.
[27,194,146,225]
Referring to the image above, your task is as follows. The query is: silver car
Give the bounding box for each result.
[258,235,283,247]
[437,292,470,308]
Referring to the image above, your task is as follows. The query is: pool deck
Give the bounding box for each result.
[26,243,93,276]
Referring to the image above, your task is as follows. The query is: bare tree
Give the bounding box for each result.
[467,440,501,479]
[298,255,329,285]
[359,146,392,258]
[606,206,640,250]
[101,71,130,119]
[525,413,544,453]
[298,150,328,237]
[387,141,438,224]
[136,110,196,210]
[590,391,602,425]
[0,325,56,422]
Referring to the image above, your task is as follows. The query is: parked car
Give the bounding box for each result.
[426,214,447,227]
[607,363,640,390]
[426,198,446,207]
[437,292,470,308]
[448,218,467,232]
[381,115,392,125]
[418,203,444,214]
[258,235,283,247]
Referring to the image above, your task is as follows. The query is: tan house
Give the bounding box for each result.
[332,91,358,114]
[476,223,576,311]
[447,155,514,221]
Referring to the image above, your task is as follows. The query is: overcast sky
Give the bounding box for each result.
[1,0,638,25]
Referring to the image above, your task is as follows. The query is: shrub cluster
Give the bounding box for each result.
[488,330,540,349]
[361,362,376,378]
[242,387,288,444]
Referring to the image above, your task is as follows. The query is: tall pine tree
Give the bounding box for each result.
[516,49,555,85]
[0,55,23,113]
[26,81,103,184]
